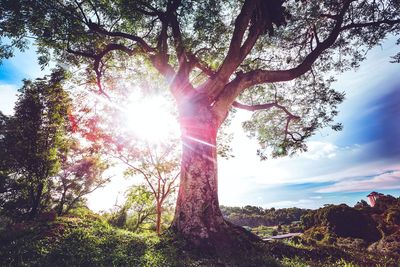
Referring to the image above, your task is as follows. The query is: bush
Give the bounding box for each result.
[385,208,400,225]
[302,204,381,242]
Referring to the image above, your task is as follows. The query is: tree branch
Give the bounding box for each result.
[87,22,155,53]
[233,100,300,142]
[68,43,135,97]
[212,0,355,116]
[200,0,258,98]
[232,101,300,120]
[340,18,400,30]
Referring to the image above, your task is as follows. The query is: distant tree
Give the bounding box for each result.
[0,69,71,219]
[354,200,370,210]
[302,204,381,242]
[1,0,399,245]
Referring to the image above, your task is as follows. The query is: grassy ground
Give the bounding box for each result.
[0,214,398,266]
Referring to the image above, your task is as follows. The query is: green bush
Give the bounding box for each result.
[385,208,400,225]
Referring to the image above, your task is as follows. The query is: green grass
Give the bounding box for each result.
[0,215,280,267]
[1,213,398,267]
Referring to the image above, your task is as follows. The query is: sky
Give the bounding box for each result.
[1,37,399,212]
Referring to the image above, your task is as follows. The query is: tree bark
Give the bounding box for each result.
[57,189,67,216]
[172,100,227,243]
[29,183,44,219]
[156,202,162,235]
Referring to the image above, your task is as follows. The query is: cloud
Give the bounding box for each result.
[263,199,313,209]
[0,83,18,115]
[310,196,323,199]
[316,169,400,193]
[301,141,338,160]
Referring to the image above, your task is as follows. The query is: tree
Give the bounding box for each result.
[54,140,109,216]
[1,0,399,245]
[0,69,71,219]
[108,136,179,235]
[124,185,158,232]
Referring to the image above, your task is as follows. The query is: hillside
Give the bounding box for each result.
[1,198,399,266]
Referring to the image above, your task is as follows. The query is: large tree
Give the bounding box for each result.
[1,0,399,244]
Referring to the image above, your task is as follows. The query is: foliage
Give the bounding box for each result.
[1,0,398,158]
[106,133,180,234]
[0,69,110,221]
[301,204,381,242]
[300,194,400,257]
[0,69,71,219]
[108,185,175,235]
[54,141,109,216]
[221,205,308,227]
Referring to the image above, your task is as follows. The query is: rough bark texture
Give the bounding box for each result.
[172,98,228,244]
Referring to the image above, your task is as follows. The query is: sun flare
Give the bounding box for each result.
[123,93,180,143]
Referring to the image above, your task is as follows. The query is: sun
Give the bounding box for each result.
[123,93,180,143]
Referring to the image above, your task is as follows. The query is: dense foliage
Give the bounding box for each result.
[221,205,308,227]
[0,70,71,219]
[0,70,108,221]
[300,193,400,257]
[107,185,175,234]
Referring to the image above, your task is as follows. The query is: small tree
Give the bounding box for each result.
[123,185,157,232]
[116,141,179,235]
[55,140,109,216]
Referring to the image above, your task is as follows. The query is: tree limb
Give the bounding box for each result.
[87,22,155,53]
[232,101,300,120]
[212,0,355,116]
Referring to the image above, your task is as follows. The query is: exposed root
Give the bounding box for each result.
[164,220,274,266]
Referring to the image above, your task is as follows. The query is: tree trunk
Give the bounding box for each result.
[171,98,261,253]
[172,102,227,243]
[156,202,162,235]
[57,190,67,216]
[29,183,44,219]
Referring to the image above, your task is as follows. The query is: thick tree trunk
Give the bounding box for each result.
[172,103,227,243]
[171,97,260,253]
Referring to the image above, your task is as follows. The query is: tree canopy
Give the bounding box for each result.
[2,0,398,155]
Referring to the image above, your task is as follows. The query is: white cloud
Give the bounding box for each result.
[310,196,323,199]
[262,199,313,209]
[316,169,400,193]
[0,83,18,115]
[301,141,338,160]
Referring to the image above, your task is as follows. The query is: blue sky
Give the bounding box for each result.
[1,37,399,211]
[218,36,400,209]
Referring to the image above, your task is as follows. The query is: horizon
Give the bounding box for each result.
[1,37,399,212]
